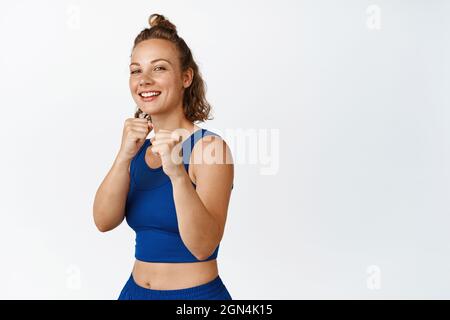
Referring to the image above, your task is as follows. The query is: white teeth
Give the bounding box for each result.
[140,91,161,97]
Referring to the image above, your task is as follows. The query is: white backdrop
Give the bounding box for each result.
[0,0,449,299]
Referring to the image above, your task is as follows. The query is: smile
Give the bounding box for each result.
[139,90,161,102]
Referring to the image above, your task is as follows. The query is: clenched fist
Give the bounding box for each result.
[149,129,186,179]
[117,118,153,162]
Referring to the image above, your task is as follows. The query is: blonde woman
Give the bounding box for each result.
[93,13,234,300]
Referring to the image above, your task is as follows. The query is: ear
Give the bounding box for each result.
[182,67,194,89]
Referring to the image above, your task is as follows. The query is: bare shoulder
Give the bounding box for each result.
[190,132,234,184]
[192,132,234,164]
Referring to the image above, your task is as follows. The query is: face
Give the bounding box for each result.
[129,39,193,117]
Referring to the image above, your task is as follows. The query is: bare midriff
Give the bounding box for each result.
[132,259,219,290]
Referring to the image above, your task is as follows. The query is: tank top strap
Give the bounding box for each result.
[130,139,150,177]
[181,128,220,170]
[180,128,233,190]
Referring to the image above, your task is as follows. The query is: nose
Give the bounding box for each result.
[138,73,154,86]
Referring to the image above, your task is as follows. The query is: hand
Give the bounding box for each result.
[117,118,153,162]
[149,129,186,179]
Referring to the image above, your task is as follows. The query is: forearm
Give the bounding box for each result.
[93,156,131,232]
[170,171,220,260]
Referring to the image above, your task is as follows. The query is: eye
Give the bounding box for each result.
[154,66,166,71]
[130,69,141,74]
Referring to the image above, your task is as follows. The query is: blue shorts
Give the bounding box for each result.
[118,273,232,300]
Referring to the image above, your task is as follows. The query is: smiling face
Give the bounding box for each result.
[129,38,192,117]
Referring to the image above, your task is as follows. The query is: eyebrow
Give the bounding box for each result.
[129,59,172,67]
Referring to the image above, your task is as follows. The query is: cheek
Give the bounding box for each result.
[129,79,138,91]
[162,73,178,87]
[165,79,182,93]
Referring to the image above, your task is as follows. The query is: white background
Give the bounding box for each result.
[0,0,449,299]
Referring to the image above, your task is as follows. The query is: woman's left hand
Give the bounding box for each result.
[150,129,186,179]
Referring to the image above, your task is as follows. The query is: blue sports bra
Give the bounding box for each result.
[124,128,229,263]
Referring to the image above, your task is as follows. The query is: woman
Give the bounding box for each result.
[93,13,234,300]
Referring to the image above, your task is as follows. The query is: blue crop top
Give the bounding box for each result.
[124,128,230,263]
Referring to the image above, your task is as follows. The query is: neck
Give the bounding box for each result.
[149,105,195,135]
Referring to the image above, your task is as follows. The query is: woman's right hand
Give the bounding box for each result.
[117,118,153,162]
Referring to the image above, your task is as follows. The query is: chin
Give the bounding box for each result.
[138,105,163,116]
[133,100,155,113]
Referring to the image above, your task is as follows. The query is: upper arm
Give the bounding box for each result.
[191,135,234,240]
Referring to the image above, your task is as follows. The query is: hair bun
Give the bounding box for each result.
[148,14,177,33]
